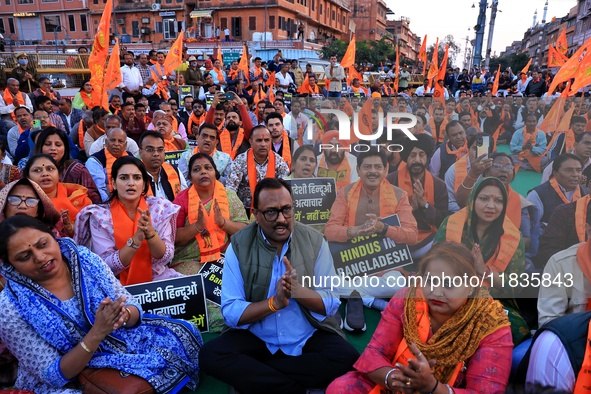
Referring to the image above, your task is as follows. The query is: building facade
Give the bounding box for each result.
[348,0,389,42]
[386,17,419,62]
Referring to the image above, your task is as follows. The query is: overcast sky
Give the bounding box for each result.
[387,0,575,67]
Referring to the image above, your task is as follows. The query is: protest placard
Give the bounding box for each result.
[164,150,186,166]
[178,85,195,102]
[198,258,224,306]
[286,177,336,226]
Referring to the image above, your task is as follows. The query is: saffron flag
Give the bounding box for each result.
[393,45,400,92]
[265,71,277,87]
[556,30,568,56]
[548,37,591,96]
[267,86,275,103]
[104,38,122,91]
[492,64,501,97]
[237,43,250,86]
[347,66,363,86]
[548,45,568,68]
[213,44,223,64]
[419,35,428,75]
[569,48,591,93]
[88,0,113,109]
[349,97,373,144]
[426,38,439,90]
[297,74,310,94]
[520,58,532,83]
[561,80,572,97]
[341,34,356,69]
[164,30,184,75]
[433,45,449,103]
[538,96,566,133]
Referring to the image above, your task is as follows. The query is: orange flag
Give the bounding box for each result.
[253,85,267,104]
[349,97,373,144]
[341,34,356,69]
[213,44,223,64]
[164,30,184,75]
[520,58,532,83]
[570,49,591,93]
[426,38,439,90]
[393,45,400,92]
[433,45,449,103]
[556,30,568,56]
[492,64,501,96]
[548,45,568,68]
[237,43,250,86]
[297,74,310,94]
[267,86,275,102]
[265,71,277,87]
[548,36,591,96]
[324,78,330,91]
[347,66,363,86]
[538,96,566,133]
[88,0,113,109]
[104,38,122,91]
[561,80,572,97]
[418,35,428,75]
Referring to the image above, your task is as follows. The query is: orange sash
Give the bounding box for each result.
[445,141,468,161]
[219,128,245,160]
[308,84,320,95]
[517,131,543,173]
[428,118,448,143]
[78,121,86,150]
[111,198,152,285]
[188,112,206,135]
[145,163,181,198]
[50,183,91,224]
[381,86,395,97]
[163,136,185,152]
[368,288,463,394]
[4,90,25,120]
[80,91,94,108]
[346,179,398,227]
[574,317,591,393]
[187,181,230,262]
[576,240,591,312]
[396,162,436,242]
[105,149,128,192]
[576,195,591,243]
[278,133,291,169]
[454,155,469,195]
[247,149,276,208]
[507,187,523,230]
[253,66,264,81]
[550,177,582,204]
[445,208,521,272]
[317,155,353,189]
[214,68,225,84]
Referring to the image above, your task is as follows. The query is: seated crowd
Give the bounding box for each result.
[1,53,591,394]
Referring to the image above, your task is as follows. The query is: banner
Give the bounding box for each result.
[198,259,224,306]
[328,214,413,277]
[179,85,195,102]
[286,177,336,225]
[125,275,209,332]
[164,150,186,166]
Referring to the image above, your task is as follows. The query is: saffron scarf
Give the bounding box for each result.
[517,131,543,173]
[576,240,591,312]
[111,197,152,285]
[187,112,205,135]
[50,183,92,224]
[145,163,181,198]
[428,118,448,143]
[247,149,276,208]
[187,181,230,263]
[445,141,468,161]
[4,91,25,120]
[105,149,128,192]
[576,195,591,243]
[550,177,582,204]
[80,91,93,108]
[78,121,86,150]
[278,133,291,169]
[574,318,591,393]
[346,179,398,227]
[317,154,353,189]
[397,162,436,242]
[454,155,469,195]
[219,128,245,160]
[506,186,523,230]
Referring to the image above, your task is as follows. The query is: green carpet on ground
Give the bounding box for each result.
[185,144,541,393]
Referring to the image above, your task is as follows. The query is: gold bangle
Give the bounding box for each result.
[460,181,474,190]
[80,341,93,354]
[268,296,279,313]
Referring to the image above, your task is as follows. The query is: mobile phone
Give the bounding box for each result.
[32,119,41,130]
[225,92,234,101]
[476,135,490,159]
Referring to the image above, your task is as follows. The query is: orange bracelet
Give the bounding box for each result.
[268,296,279,313]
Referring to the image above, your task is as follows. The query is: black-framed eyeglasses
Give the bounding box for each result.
[7,196,40,208]
[260,205,294,222]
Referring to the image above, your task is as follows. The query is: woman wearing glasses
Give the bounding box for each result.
[72,80,94,110]
[172,153,248,332]
[0,178,67,237]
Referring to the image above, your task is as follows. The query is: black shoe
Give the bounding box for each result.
[344,291,366,332]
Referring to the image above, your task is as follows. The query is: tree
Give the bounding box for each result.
[426,35,462,70]
[489,53,530,73]
[319,36,396,69]
[320,40,348,60]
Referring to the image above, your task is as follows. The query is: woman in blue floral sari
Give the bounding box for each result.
[0,215,202,393]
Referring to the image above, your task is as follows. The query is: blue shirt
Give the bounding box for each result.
[221,230,340,356]
[510,128,547,156]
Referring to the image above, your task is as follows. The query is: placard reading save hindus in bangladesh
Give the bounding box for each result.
[286,177,336,225]
[328,214,413,277]
[125,275,209,332]
[198,258,224,306]
[164,150,186,167]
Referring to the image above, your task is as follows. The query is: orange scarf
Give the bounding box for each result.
[428,118,449,143]
[576,240,591,312]
[253,66,264,81]
[111,198,152,285]
[228,68,238,80]
[187,181,230,263]
[445,208,521,273]
[163,136,184,152]
[381,86,394,97]
[4,90,25,120]
[518,130,543,173]
[346,179,398,227]
[506,186,523,230]
[50,183,91,224]
[576,195,591,243]
[105,149,128,192]
[145,163,181,198]
[454,155,469,195]
[247,149,276,208]
[42,89,58,101]
[550,177,582,204]
[277,133,291,169]
[317,154,353,189]
[214,67,225,83]
[308,84,320,95]
[397,162,436,242]
[368,288,463,394]
[78,121,86,150]
[446,141,468,161]
[574,318,591,393]
[188,112,206,135]
[80,91,93,108]
[219,128,245,160]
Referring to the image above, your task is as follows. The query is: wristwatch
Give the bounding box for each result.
[126,238,140,249]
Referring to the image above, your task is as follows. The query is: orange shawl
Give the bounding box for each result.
[188,112,206,135]
[550,177,582,204]
[145,163,181,198]
[219,128,245,160]
[247,149,276,208]
[50,183,92,224]
[506,186,523,230]
[105,149,128,192]
[576,195,591,243]
[346,179,398,227]
[518,131,543,173]
[397,162,436,242]
[317,154,353,189]
[446,141,468,161]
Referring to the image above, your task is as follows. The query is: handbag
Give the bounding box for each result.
[77,368,155,394]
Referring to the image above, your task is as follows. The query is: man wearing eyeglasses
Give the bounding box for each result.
[86,128,134,202]
[138,130,186,201]
[325,148,418,332]
[201,178,359,393]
